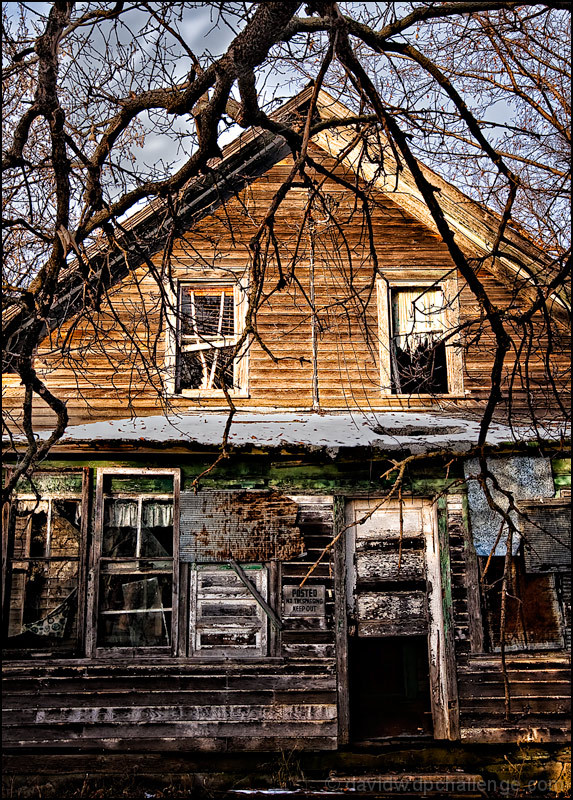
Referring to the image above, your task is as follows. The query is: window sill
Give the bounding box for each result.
[168,389,250,400]
[379,392,467,399]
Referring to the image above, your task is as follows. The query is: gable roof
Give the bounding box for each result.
[3,87,568,367]
[312,92,564,297]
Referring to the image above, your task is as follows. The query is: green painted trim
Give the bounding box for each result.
[437,496,453,639]
[551,458,571,475]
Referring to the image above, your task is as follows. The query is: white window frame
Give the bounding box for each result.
[88,467,180,658]
[189,563,269,658]
[164,279,249,397]
[376,277,464,396]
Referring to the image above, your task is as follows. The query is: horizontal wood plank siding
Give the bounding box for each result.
[457,655,571,743]
[3,150,568,430]
[2,496,337,752]
[447,497,571,744]
[2,660,337,751]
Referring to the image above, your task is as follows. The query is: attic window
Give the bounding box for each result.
[390,287,448,394]
[177,284,244,392]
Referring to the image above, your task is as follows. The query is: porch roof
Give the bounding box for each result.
[17,411,567,456]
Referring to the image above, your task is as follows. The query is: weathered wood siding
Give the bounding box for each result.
[2,660,337,751]
[3,148,568,430]
[2,496,338,752]
[446,496,571,744]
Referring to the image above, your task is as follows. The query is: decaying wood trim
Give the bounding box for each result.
[441,495,461,739]
[2,468,13,616]
[461,492,485,654]
[333,496,350,745]
[75,467,91,656]
[228,558,283,631]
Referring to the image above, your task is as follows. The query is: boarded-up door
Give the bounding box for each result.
[345,498,455,740]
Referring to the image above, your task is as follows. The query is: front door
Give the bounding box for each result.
[345,498,454,741]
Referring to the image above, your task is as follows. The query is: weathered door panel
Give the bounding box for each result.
[345,498,456,740]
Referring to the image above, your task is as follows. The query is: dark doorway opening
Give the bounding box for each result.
[349,636,433,740]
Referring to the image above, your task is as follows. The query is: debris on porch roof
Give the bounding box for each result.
[19,411,567,456]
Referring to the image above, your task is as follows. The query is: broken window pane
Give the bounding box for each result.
[103,500,138,557]
[50,501,81,558]
[180,287,234,338]
[481,556,564,650]
[179,350,204,389]
[6,496,81,653]
[179,346,235,390]
[204,346,235,389]
[177,285,239,392]
[97,574,172,647]
[391,288,448,394]
[141,501,173,558]
[96,473,176,650]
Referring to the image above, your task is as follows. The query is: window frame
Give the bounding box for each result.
[376,277,464,397]
[87,467,181,658]
[479,552,567,653]
[164,278,249,397]
[2,469,89,659]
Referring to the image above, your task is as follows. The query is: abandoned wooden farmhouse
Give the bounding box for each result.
[2,89,571,764]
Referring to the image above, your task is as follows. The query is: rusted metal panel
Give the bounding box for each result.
[518,499,571,573]
[180,490,303,562]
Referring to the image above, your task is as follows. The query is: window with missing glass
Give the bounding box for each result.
[166,282,247,395]
[390,287,448,393]
[377,279,463,396]
[90,468,180,655]
[479,554,566,651]
[3,473,85,657]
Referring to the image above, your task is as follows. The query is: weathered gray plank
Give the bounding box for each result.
[355,549,424,582]
[3,702,337,726]
[356,590,426,622]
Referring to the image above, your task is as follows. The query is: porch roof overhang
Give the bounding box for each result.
[8,411,568,457]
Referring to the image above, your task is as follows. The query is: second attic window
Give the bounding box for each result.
[178,286,238,391]
[390,287,448,394]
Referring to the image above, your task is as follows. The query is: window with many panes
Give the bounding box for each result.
[377,279,463,396]
[89,468,180,655]
[3,473,85,657]
[3,472,290,660]
[165,281,247,395]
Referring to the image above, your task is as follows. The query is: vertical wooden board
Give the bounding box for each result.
[76,468,92,656]
[442,496,461,739]
[333,497,349,745]
[2,468,14,616]
[461,493,484,654]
